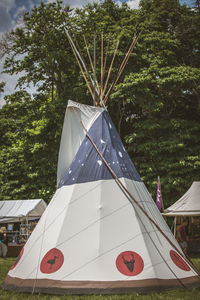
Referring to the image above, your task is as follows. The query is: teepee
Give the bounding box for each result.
[3,33,200,294]
[3,100,200,294]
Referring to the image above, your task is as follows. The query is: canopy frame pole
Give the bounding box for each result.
[174,216,177,236]
[26,214,29,240]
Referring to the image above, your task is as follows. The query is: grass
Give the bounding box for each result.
[0,257,200,300]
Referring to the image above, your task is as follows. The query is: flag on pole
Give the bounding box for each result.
[156,176,163,212]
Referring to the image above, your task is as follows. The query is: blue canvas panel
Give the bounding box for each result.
[59,111,141,187]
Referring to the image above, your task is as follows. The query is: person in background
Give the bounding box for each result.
[0,227,8,258]
[177,218,189,255]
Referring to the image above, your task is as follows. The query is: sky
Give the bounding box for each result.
[0,0,195,106]
[0,0,140,35]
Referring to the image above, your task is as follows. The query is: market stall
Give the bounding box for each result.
[0,199,47,256]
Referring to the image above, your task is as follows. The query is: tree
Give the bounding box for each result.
[2,1,78,102]
[113,0,200,204]
[0,91,64,201]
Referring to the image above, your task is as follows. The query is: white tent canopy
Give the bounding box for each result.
[0,199,47,223]
[164,182,200,217]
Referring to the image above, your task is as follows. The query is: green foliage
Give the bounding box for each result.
[0,91,65,201]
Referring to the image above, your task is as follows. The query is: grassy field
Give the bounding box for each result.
[1,257,200,300]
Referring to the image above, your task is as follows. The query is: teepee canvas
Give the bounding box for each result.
[2,100,200,294]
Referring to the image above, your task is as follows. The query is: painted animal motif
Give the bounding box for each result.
[122,254,135,272]
[47,256,58,269]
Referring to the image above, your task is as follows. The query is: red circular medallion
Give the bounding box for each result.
[170,250,190,271]
[116,251,144,276]
[40,248,64,274]
[10,247,24,270]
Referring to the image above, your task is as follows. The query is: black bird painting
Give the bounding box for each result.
[47,256,58,269]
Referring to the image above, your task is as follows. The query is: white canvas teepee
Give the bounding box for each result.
[3,100,200,294]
